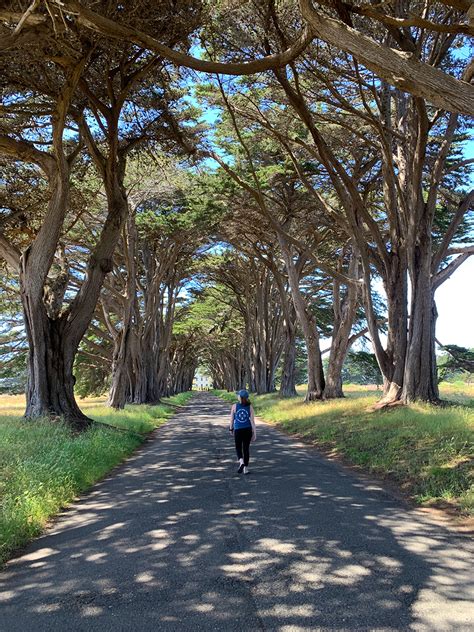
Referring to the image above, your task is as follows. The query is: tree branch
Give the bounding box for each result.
[433,252,473,290]
[298,0,474,116]
[348,3,473,37]
[446,245,474,256]
[0,234,21,272]
[53,0,314,75]
[432,189,474,272]
[0,135,55,176]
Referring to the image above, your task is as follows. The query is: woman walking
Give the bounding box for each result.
[229,389,256,474]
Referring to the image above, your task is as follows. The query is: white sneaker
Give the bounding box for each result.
[243,466,249,475]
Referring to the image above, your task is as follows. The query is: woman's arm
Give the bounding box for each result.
[229,404,236,431]
[250,406,257,441]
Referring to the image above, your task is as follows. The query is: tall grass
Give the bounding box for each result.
[0,392,193,565]
[216,385,474,514]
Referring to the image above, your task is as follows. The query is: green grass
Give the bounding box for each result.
[215,384,474,514]
[81,392,194,434]
[437,381,474,407]
[0,391,194,565]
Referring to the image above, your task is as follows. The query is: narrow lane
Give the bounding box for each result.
[0,393,472,631]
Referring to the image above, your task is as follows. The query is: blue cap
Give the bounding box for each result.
[238,389,249,398]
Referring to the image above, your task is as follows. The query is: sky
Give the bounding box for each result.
[435,256,474,348]
[436,132,473,347]
[363,256,474,352]
[358,255,474,353]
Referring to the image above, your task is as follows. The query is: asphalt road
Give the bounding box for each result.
[0,393,473,631]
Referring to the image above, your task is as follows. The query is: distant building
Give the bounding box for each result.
[193,373,212,390]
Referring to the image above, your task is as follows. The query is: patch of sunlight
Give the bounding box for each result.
[326,563,371,585]
[135,571,154,583]
[255,538,297,554]
[263,604,318,617]
[96,522,126,541]
[85,553,107,563]
[13,548,58,564]
[192,604,215,613]
[82,606,103,617]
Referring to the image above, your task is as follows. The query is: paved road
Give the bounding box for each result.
[0,394,473,631]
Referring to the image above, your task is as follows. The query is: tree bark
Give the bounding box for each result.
[298,0,474,116]
[107,216,138,409]
[279,239,325,400]
[326,245,360,399]
[280,316,297,397]
[18,139,92,427]
[22,295,90,428]
[402,229,440,402]
[402,291,439,402]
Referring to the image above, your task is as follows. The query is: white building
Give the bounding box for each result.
[193,373,212,390]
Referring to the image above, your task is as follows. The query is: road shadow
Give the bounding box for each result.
[0,394,472,631]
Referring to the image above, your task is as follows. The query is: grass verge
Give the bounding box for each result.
[0,391,194,565]
[215,386,474,515]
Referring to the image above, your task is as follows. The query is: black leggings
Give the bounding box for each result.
[234,428,252,466]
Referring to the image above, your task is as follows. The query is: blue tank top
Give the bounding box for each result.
[233,403,252,430]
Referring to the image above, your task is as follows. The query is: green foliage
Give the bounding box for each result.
[0,392,193,564]
[343,351,383,386]
[176,277,246,370]
[0,276,27,394]
[74,342,112,398]
[132,162,227,240]
[437,346,474,383]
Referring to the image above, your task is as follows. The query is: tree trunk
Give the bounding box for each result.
[107,329,133,409]
[305,333,325,401]
[325,359,344,399]
[280,336,297,397]
[108,217,138,409]
[134,342,162,403]
[364,250,408,405]
[326,246,360,399]
[402,238,439,402]
[19,155,92,427]
[22,299,91,429]
[280,318,297,397]
[155,286,177,399]
[0,62,90,426]
[279,239,325,400]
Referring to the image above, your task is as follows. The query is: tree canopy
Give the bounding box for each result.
[0,0,473,423]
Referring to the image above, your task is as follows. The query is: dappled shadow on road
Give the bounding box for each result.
[0,394,472,631]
